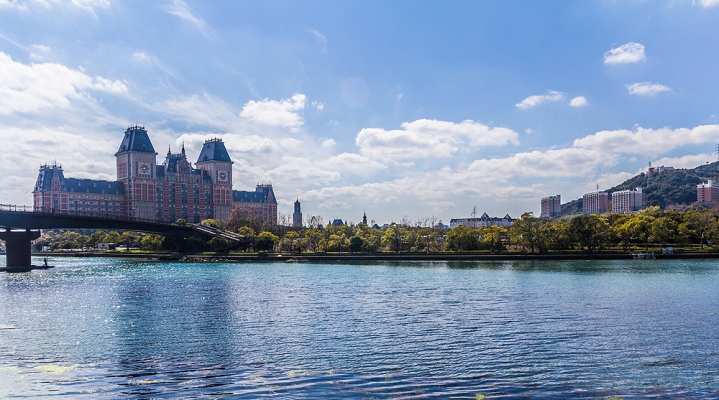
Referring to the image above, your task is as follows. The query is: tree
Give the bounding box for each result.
[348,236,363,253]
[445,225,479,251]
[679,209,715,251]
[479,225,506,253]
[207,236,230,251]
[381,223,410,253]
[282,231,300,252]
[510,212,542,253]
[650,216,678,248]
[540,220,570,252]
[569,214,609,252]
[622,214,655,252]
[237,226,256,237]
[254,231,279,252]
[201,219,227,230]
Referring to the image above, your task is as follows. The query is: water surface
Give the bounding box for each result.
[1,257,718,398]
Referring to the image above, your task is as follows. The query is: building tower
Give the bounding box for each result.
[115,125,157,219]
[196,138,233,220]
[363,212,367,225]
[293,199,302,227]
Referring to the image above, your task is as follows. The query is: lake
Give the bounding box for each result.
[1,257,718,398]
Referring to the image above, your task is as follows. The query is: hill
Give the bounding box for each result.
[560,161,719,216]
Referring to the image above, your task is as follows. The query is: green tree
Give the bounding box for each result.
[348,236,363,253]
[237,226,256,237]
[569,214,609,252]
[201,219,227,230]
[254,231,279,252]
[540,220,571,252]
[510,212,543,253]
[282,231,300,252]
[651,216,678,248]
[381,223,410,253]
[479,225,506,253]
[679,209,715,251]
[207,236,230,251]
[445,225,479,251]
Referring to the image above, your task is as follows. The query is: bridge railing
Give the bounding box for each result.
[1,204,188,227]
[0,204,33,212]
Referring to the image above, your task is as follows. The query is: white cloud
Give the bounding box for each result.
[0,0,108,14]
[572,124,719,156]
[697,0,719,7]
[162,0,212,38]
[0,0,30,11]
[321,138,336,148]
[646,153,714,170]
[307,28,327,52]
[240,93,306,131]
[322,153,387,176]
[569,96,588,107]
[71,0,109,15]
[356,119,519,160]
[515,90,566,109]
[604,42,646,64]
[626,82,671,96]
[0,52,127,115]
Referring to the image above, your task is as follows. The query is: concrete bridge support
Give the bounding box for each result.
[0,230,41,271]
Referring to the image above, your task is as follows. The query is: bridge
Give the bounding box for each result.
[0,205,253,271]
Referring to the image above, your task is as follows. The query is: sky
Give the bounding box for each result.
[1,0,719,225]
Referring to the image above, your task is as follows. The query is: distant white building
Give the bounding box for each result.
[450,213,515,229]
[540,195,561,218]
[583,191,609,214]
[611,188,643,214]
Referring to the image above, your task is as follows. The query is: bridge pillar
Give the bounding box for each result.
[0,230,41,271]
[176,238,187,253]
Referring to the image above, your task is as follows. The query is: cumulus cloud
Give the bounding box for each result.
[240,93,306,131]
[0,52,127,115]
[162,0,212,38]
[569,96,588,107]
[626,82,671,96]
[646,153,714,170]
[572,124,719,156]
[356,119,519,160]
[604,42,646,64]
[516,90,566,109]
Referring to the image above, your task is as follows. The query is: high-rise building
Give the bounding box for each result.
[611,188,643,214]
[33,126,278,224]
[697,180,719,204]
[293,199,302,227]
[540,195,561,218]
[583,191,609,214]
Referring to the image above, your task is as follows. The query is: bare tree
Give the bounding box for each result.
[277,211,292,227]
[307,215,324,229]
[400,215,411,227]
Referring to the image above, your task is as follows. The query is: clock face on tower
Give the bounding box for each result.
[139,163,150,175]
[218,171,228,182]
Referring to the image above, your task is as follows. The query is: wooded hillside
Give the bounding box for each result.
[560,161,719,216]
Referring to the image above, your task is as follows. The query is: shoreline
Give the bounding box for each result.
[21,251,719,262]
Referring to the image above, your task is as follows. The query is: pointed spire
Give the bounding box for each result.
[167,145,171,156]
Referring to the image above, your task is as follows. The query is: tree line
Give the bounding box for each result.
[30,205,719,254]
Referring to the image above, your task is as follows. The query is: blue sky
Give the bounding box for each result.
[1,0,718,225]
